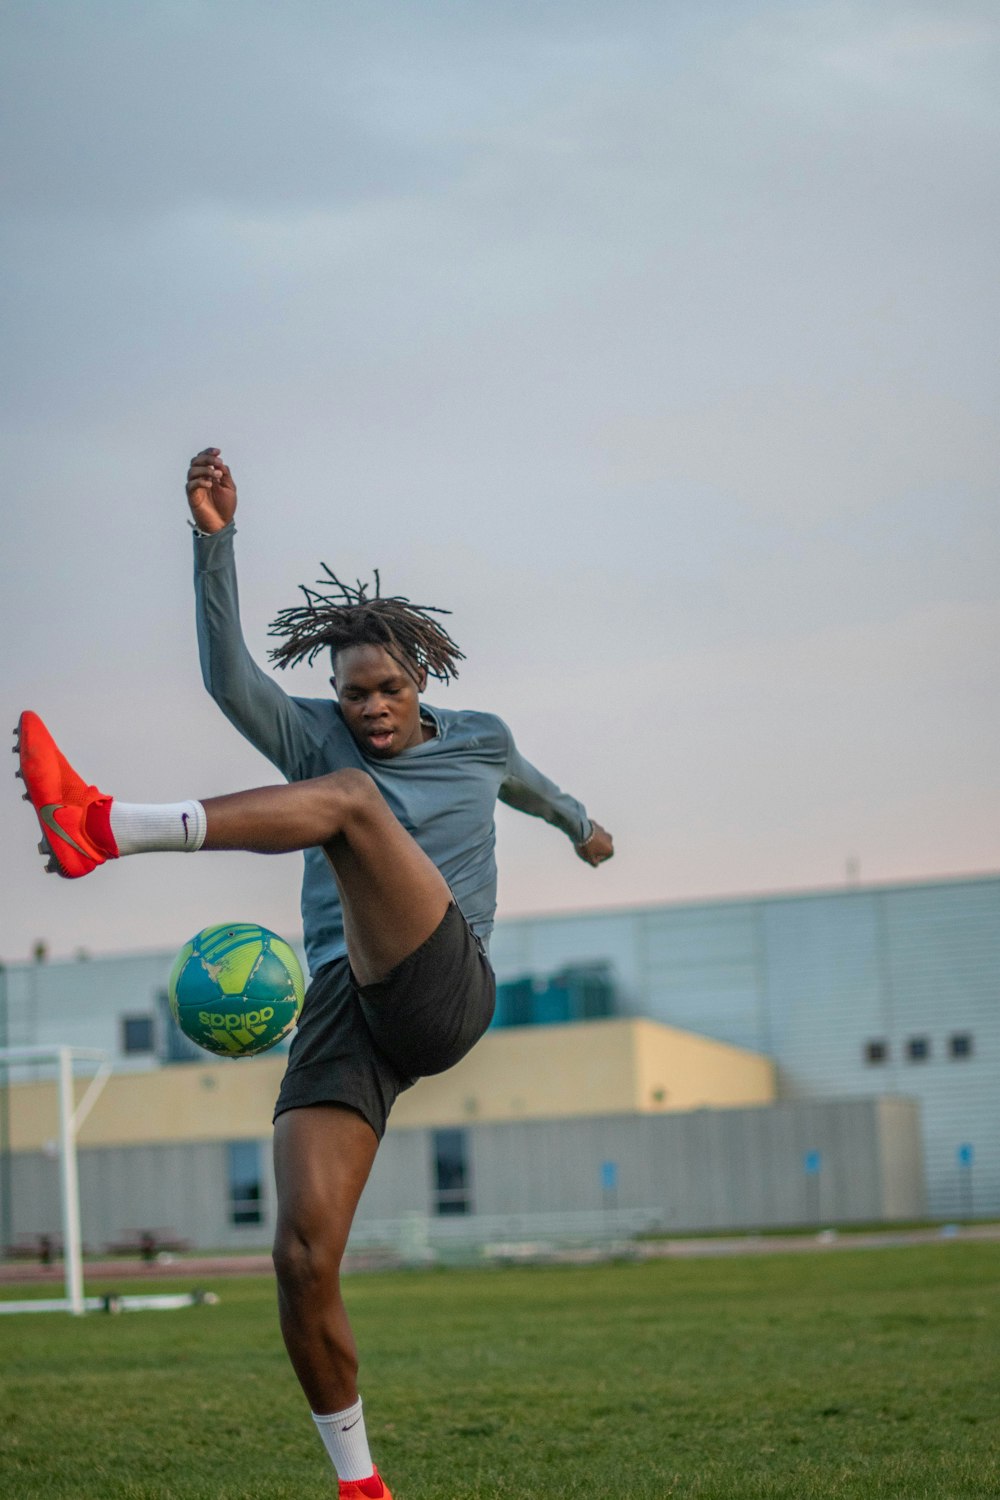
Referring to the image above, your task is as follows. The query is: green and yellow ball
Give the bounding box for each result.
[168,923,305,1058]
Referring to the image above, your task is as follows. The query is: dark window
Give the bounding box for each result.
[949,1033,974,1059]
[121,1014,155,1054]
[906,1036,931,1063]
[433,1128,471,1216]
[228,1141,263,1225]
[492,964,617,1029]
[864,1040,888,1065]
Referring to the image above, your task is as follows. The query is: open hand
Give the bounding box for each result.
[186,448,237,533]
[575,821,614,867]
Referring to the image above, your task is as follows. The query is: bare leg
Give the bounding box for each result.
[202,768,450,984]
[272,1105,378,1412]
[211,770,455,1425]
[201,772,378,855]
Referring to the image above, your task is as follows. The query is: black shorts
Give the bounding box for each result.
[273,902,496,1140]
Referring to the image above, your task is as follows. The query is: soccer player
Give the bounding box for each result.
[15,448,613,1500]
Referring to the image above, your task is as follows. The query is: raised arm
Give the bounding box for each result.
[497,723,614,868]
[186,449,320,778]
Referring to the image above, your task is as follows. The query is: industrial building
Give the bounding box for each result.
[0,871,995,1253]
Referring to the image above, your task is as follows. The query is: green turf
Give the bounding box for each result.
[1,1244,998,1498]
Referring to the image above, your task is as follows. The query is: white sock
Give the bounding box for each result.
[109,801,208,856]
[312,1397,374,1482]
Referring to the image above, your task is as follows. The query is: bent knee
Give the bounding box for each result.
[317,768,383,813]
[273,1223,345,1295]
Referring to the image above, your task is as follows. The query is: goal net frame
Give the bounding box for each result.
[0,1045,220,1317]
[0,1045,112,1314]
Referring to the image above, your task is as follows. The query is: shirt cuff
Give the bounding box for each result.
[191,520,236,571]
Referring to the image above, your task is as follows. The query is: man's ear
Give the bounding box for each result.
[416,666,428,693]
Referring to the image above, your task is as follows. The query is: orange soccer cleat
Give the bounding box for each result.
[338,1470,392,1500]
[14,711,116,879]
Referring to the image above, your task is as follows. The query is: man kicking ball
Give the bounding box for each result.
[16,450,613,1500]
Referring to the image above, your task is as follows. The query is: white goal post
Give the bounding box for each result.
[0,1045,112,1315]
[0,1046,220,1317]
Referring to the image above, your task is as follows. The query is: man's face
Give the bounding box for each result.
[332,644,426,758]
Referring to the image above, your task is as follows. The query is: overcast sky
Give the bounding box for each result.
[2,0,997,965]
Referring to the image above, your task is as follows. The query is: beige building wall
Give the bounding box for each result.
[630,1020,776,1113]
[7,1057,286,1150]
[392,1018,775,1126]
[6,1020,774,1150]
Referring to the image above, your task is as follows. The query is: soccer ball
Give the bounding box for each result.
[168,923,305,1058]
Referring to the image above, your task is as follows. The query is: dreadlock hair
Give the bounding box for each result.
[267,564,465,685]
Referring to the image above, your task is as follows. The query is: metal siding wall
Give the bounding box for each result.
[493,904,770,1051]
[356,1130,432,1221]
[499,878,999,1215]
[756,882,998,1216]
[3,940,307,1076]
[876,1097,928,1220]
[881,883,1000,1217]
[80,1141,277,1251]
[490,913,644,1010]
[77,1144,229,1248]
[656,1113,705,1226]
[4,955,174,1069]
[401,1100,923,1232]
[4,1143,246,1249]
[637,905,768,1052]
[470,1122,536,1213]
[9,1153,62,1238]
[759,894,884,1096]
[469,1116,654,1217]
[5,1100,924,1249]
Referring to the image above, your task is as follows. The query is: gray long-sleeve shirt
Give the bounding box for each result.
[193,525,591,976]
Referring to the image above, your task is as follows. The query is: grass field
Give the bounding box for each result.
[1,1243,998,1499]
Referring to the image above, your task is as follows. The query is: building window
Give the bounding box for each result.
[864,1040,889,1065]
[949,1033,974,1059]
[492,963,617,1029]
[905,1036,931,1063]
[228,1141,263,1225]
[432,1128,471,1216]
[121,1014,155,1054]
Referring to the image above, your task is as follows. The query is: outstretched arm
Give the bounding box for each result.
[497,723,614,868]
[574,820,614,867]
